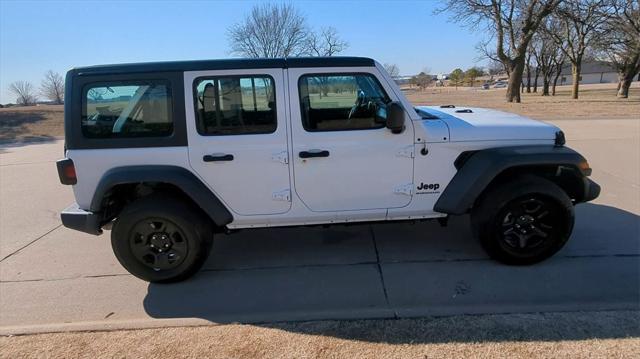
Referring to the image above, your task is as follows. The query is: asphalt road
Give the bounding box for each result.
[0,119,638,335]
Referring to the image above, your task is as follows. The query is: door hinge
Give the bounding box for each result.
[396,145,415,158]
[272,189,291,202]
[271,151,289,164]
[393,183,414,196]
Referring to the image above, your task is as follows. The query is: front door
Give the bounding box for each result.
[185,69,291,216]
[288,69,414,212]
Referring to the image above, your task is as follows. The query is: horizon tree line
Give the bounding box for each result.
[7,70,64,106]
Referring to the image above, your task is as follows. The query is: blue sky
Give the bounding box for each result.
[0,0,486,104]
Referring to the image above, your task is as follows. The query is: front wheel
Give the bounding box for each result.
[111,195,213,283]
[472,176,574,265]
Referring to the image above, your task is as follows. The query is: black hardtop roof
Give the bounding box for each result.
[71,57,376,76]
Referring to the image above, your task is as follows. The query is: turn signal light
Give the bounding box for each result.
[578,160,592,176]
[56,158,77,185]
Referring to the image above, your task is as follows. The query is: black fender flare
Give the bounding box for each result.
[434,145,594,215]
[90,165,233,226]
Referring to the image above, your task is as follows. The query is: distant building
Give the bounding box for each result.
[526,61,635,86]
[36,100,62,106]
[559,61,619,85]
[392,75,413,85]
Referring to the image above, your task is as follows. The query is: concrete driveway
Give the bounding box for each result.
[0,119,638,335]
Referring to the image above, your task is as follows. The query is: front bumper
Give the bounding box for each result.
[61,203,103,235]
[581,178,601,203]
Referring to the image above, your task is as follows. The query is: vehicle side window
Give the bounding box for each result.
[194,76,276,136]
[82,82,172,138]
[298,74,391,131]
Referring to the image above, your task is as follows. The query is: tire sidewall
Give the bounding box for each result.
[472,175,575,265]
[111,196,213,282]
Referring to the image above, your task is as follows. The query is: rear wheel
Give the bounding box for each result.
[472,175,574,265]
[111,195,213,282]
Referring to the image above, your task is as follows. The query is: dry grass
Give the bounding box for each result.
[2,311,639,358]
[404,82,640,121]
[0,105,63,143]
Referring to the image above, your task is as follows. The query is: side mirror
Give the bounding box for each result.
[386,102,405,134]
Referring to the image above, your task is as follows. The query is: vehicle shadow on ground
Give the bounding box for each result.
[143,203,639,343]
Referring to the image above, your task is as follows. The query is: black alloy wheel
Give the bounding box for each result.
[497,196,563,254]
[129,218,189,271]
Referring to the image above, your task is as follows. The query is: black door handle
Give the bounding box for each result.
[203,154,234,162]
[299,150,330,158]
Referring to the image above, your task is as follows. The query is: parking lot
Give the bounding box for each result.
[0,118,638,335]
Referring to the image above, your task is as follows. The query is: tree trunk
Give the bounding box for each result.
[542,74,550,96]
[533,69,540,93]
[617,77,622,92]
[617,56,640,98]
[552,66,562,96]
[618,77,633,98]
[571,63,581,99]
[506,60,525,103]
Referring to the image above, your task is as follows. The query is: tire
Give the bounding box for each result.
[471,175,574,265]
[111,195,214,283]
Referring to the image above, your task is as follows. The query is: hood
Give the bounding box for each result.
[416,106,559,142]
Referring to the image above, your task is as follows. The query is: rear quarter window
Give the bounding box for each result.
[82,81,172,138]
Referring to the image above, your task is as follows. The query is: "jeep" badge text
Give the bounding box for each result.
[416,182,440,192]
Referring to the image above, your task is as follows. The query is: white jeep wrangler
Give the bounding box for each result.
[57,57,600,282]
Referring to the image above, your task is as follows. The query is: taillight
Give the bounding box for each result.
[56,158,77,185]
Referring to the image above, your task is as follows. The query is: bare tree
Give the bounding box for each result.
[9,81,37,105]
[40,70,64,104]
[87,88,106,102]
[595,0,640,98]
[305,27,348,97]
[525,50,533,93]
[487,59,506,80]
[307,27,348,56]
[530,42,541,92]
[411,67,433,89]
[412,71,434,90]
[227,3,309,58]
[383,63,400,77]
[531,23,564,96]
[547,0,610,99]
[440,0,561,102]
[537,14,569,96]
[530,33,544,93]
[551,50,567,95]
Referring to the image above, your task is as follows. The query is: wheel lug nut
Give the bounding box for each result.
[150,244,155,248]
[159,249,163,253]
[164,244,169,248]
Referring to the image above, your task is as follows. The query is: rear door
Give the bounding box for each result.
[184,69,291,216]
